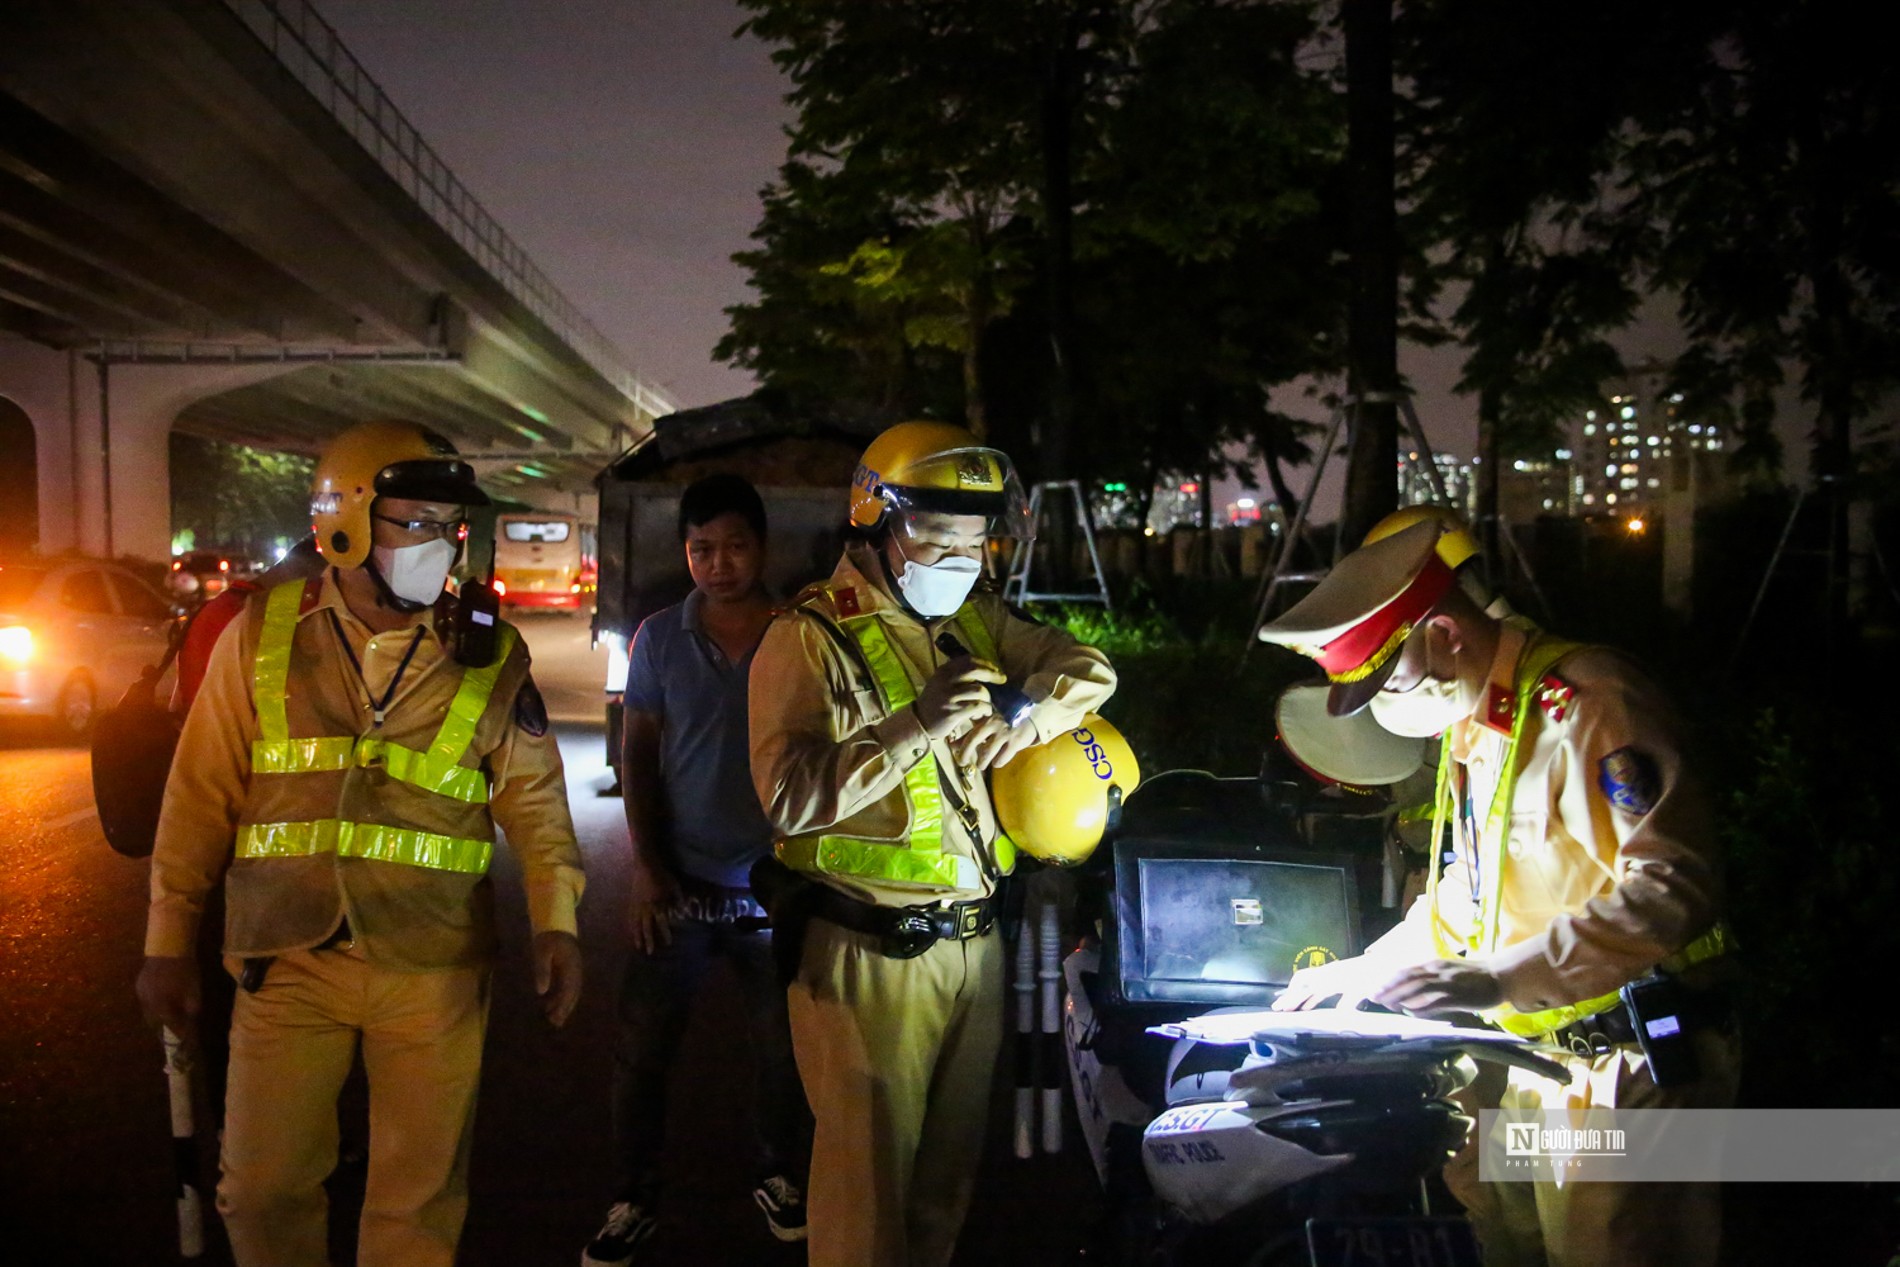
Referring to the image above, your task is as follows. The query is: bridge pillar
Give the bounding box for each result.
[0,342,298,562]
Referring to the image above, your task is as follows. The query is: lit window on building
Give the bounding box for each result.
[1586,410,1598,421]
[1647,478,1660,488]
[1620,405,1636,420]
[1543,498,1554,510]
[1648,436,1661,446]
[1607,493,1618,504]
[1584,423,1596,435]
[1689,425,1701,434]
[1605,464,1617,477]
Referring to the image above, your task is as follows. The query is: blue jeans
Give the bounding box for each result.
[610,902,812,1202]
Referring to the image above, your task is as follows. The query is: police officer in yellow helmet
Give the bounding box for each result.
[137,420,585,1267]
[749,420,1117,1267]
[1257,519,1736,1267]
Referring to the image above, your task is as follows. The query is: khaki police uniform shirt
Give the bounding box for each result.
[1368,621,1723,1014]
[144,570,585,969]
[748,545,1117,908]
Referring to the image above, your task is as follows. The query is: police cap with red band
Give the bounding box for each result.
[1255,520,1455,717]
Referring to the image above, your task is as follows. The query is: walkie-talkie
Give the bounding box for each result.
[454,545,503,667]
[934,631,1034,728]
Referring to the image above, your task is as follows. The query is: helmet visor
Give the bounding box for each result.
[374,457,491,508]
[879,447,1033,541]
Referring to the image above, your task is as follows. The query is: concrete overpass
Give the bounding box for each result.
[0,0,675,561]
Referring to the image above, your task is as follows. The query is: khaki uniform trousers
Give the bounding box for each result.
[788,917,1004,1267]
[1444,1026,1741,1267]
[218,945,489,1267]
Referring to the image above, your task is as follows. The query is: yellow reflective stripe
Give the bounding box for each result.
[236,819,492,875]
[953,606,999,663]
[848,615,919,710]
[252,581,304,746]
[841,613,940,854]
[1429,631,1583,958]
[1492,988,1627,1038]
[902,760,943,852]
[427,626,517,765]
[355,738,490,804]
[248,588,508,804]
[252,736,354,774]
[776,836,982,892]
[248,736,488,803]
[1665,922,1733,970]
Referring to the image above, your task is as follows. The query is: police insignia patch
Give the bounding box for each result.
[514,679,549,737]
[1598,746,1659,815]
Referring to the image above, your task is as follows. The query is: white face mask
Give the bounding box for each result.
[895,554,981,617]
[371,537,459,607]
[1369,671,1469,738]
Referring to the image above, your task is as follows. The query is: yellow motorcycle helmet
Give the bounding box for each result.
[310,420,489,567]
[991,713,1140,866]
[1361,503,1478,570]
[849,420,1033,540]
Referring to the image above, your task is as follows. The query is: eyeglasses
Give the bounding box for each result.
[374,513,467,541]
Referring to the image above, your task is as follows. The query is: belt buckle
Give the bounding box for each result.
[958,903,982,939]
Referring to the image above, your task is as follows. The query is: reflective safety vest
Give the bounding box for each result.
[234,579,517,876]
[775,585,1016,894]
[1424,627,1730,1037]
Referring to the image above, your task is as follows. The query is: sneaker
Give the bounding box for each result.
[752,1174,808,1243]
[581,1201,657,1267]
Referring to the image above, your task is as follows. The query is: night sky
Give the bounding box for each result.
[316,0,790,411]
[311,1,1800,497]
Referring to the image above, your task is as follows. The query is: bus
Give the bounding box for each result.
[492,511,589,613]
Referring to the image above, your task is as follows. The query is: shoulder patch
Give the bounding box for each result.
[834,586,861,617]
[1536,673,1576,722]
[1598,746,1660,815]
[514,677,549,738]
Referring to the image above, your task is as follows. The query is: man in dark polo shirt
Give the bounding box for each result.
[583,475,813,1266]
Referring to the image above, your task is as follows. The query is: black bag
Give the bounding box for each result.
[90,626,186,859]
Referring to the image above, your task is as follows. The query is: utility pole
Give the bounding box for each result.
[1340,0,1400,549]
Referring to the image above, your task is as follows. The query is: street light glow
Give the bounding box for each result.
[1625,517,1647,536]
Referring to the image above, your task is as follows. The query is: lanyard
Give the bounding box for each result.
[328,611,426,728]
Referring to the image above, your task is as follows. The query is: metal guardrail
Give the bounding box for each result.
[219,0,676,422]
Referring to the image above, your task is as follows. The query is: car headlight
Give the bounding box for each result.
[0,625,32,665]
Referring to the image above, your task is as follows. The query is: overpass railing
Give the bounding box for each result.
[220,0,676,422]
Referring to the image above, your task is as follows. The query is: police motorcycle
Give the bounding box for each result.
[1052,688,1568,1267]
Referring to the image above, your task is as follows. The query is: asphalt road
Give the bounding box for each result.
[0,609,1101,1265]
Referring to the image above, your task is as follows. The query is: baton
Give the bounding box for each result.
[161,1028,205,1259]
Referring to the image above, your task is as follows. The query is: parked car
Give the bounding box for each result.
[168,550,240,604]
[0,559,181,738]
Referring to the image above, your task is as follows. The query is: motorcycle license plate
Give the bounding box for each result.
[1305,1217,1482,1267]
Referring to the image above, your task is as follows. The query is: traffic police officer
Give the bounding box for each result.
[1261,519,1737,1267]
[136,420,585,1267]
[748,421,1116,1267]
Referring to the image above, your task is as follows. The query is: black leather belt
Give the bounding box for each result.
[809,888,997,960]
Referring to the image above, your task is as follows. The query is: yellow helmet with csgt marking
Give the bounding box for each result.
[849,420,1033,540]
[310,420,488,567]
[990,713,1140,866]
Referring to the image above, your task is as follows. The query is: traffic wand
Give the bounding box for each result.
[161,1027,205,1258]
[1038,899,1063,1154]
[1012,917,1036,1159]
